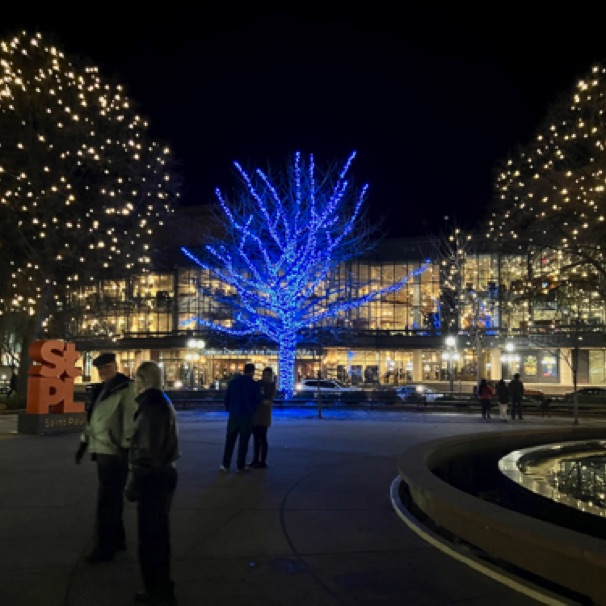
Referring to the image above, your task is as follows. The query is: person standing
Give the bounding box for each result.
[509,372,525,420]
[7,366,17,397]
[249,367,276,469]
[126,360,180,606]
[495,378,509,422]
[477,378,494,420]
[75,352,137,563]
[221,362,261,473]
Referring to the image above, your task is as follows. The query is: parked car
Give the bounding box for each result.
[395,384,443,403]
[562,387,606,405]
[294,379,366,401]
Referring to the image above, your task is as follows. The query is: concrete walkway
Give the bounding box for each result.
[0,408,595,605]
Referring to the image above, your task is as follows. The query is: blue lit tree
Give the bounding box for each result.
[182,152,426,396]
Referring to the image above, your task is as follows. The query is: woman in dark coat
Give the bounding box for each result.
[126,360,180,606]
[249,367,276,469]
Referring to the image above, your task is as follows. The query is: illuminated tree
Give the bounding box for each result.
[486,62,606,416]
[0,31,181,387]
[182,151,426,397]
[433,225,472,379]
[435,222,474,335]
[486,62,606,303]
[434,222,496,385]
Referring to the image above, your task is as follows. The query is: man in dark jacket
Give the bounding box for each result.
[509,373,525,420]
[221,363,262,473]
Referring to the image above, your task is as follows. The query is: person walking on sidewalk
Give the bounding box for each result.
[249,367,276,469]
[495,378,509,422]
[126,360,180,606]
[75,352,137,563]
[221,362,262,473]
[509,373,525,420]
[477,378,494,420]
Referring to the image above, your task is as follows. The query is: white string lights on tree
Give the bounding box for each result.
[0,31,180,343]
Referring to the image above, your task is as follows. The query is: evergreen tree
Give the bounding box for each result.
[182,151,425,396]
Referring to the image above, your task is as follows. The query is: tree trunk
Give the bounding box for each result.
[15,286,54,398]
[277,340,296,398]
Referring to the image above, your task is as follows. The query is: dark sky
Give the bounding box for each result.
[4,7,606,237]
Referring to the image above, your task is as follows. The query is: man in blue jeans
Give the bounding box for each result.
[221,363,262,473]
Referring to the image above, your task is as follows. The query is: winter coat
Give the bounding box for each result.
[126,388,180,495]
[478,381,494,400]
[509,377,525,401]
[81,373,137,456]
[252,380,276,427]
[224,373,262,416]
[496,381,510,404]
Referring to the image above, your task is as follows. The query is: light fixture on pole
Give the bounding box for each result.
[502,342,519,379]
[466,284,482,385]
[443,336,459,394]
[187,338,206,389]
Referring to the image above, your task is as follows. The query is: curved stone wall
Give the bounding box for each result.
[396,426,606,606]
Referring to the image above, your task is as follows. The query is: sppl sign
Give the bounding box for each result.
[18,340,86,435]
[27,340,84,414]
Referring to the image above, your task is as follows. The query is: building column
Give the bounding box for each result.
[491,348,502,381]
[413,350,423,382]
[560,348,574,387]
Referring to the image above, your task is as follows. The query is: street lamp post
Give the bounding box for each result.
[187,338,206,389]
[443,336,458,394]
[502,342,519,380]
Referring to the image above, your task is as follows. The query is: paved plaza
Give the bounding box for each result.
[0,407,597,605]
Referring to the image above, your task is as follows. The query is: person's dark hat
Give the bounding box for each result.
[92,352,116,367]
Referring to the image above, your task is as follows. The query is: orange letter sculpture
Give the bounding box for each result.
[27,340,84,414]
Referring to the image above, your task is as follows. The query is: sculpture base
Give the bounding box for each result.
[17,411,86,435]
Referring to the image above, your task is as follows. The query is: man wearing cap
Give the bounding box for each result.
[75,352,137,563]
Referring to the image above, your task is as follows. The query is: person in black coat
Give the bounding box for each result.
[221,362,262,473]
[249,367,276,469]
[7,367,17,397]
[509,373,525,420]
[495,379,509,422]
[126,360,180,606]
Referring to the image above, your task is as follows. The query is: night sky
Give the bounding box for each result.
[3,7,606,238]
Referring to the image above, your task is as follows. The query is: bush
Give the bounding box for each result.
[340,391,370,403]
[367,389,399,404]
[5,395,26,410]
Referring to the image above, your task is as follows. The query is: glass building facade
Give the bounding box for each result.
[63,236,605,392]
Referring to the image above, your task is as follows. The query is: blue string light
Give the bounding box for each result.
[181,152,427,397]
